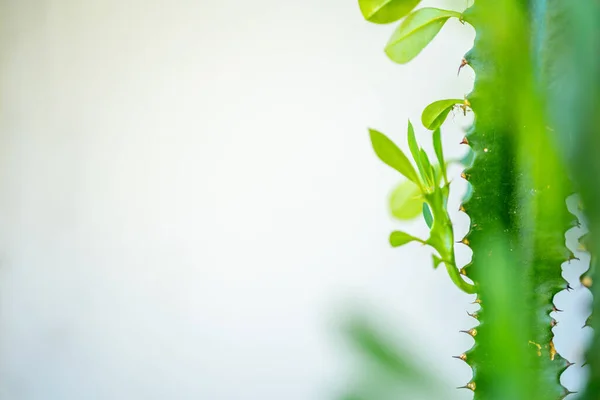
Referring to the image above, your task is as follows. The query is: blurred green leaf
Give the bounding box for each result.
[358,0,421,24]
[385,8,461,64]
[369,128,419,184]
[389,231,422,247]
[339,314,456,399]
[422,202,433,228]
[421,99,461,130]
[389,180,423,220]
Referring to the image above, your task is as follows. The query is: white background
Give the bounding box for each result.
[0,1,589,399]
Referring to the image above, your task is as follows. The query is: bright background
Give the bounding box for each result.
[0,1,590,399]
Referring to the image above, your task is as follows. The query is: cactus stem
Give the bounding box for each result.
[550,341,557,361]
[529,340,542,357]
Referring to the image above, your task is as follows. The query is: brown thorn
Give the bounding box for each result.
[459,328,477,337]
[551,319,558,328]
[457,381,476,391]
[460,268,467,276]
[467,311,478,319]
[552,306,563,312]
[460,137,469,145]
[452,353,467,361]
[566,360,575,367]
[459,204,466,212]
[458,58,468,76]
[566,284,573,291]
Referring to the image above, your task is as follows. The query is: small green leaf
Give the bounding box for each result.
[385,8,462,64]
[422,202,433,228]
[419,149,434,186]
[389,231,422,247]
[432,128,446,182]
[358,0,422,24]
[369,129,419,183]
[421,99,462,130]
[432,254,443,269]
[390,180,423,220]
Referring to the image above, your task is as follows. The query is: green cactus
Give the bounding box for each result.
[352,0,600,398]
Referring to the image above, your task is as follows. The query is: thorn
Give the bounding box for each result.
[460,268,467,276]
[461,172,470,180]
[453,353,467,361]
[582,276,593,288]
[467,311,479,319]
[457,58,468,76]
[459,204,466,212]
[460,328,477,337]
[559,389,577,400]
[566,360,575,367]
[460,137,469,145]
[457,381,476,391]
[551,319,558,328]
[582,361,588,367]
[458,237,470,246]
[566,284,573,291]
[460,98,472,116]
[552,306,563,313]
[472,298,482,305]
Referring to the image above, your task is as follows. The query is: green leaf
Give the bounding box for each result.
[432,128,446,182]
[389,231,422,247]
[431,254,443,269]
[422,202,433,228]
[389,180,422,220]
[369,129,419,183]
[421,99,462,130]
[358,0,421,24]
[385,8,462,64]
[418,149,434,186]
[406,121,425,183]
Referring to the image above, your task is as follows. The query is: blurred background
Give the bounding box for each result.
[0,0,590,399]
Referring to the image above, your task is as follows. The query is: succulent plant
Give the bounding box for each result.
[351,0,600,398]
